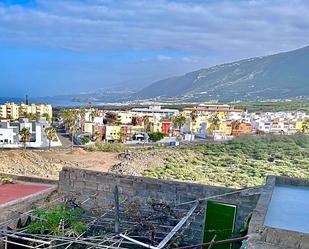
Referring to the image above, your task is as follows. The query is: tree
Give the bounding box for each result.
[172,115,186,129]
[149,132,165,142]
[142,116,150,132]
[69,120,77,150]
[79,108,86,121]
[42,113,51,122]
[190,110,198,122]
[25,113,39,122]
[93,130,101,141]
[45,127,57,150]
[59,109,74,130]
[207,114,221,135]
[19,127,31,150]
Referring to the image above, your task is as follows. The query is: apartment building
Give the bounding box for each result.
[131,105,179,118]
[0,102,52,120]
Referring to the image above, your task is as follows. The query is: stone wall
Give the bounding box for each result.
[59,167,261,244]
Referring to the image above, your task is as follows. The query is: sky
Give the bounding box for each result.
[1,0,309,97]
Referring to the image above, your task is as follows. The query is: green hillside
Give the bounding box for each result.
[135,46,309,101]
[144,135,309,188]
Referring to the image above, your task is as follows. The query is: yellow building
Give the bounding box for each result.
[117,112,133,124]
[0,103,52,120]
[5,103,20,120]
[190,116,209,133]
[130,125,145,132]
[105,125,121,141]
[208,122,232,136]
[295,121,303,132]
[0,105,7,118]
[149,121,162,133]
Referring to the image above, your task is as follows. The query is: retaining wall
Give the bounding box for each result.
[59,167,261,244]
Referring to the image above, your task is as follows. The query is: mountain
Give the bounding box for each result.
[135,46,309,101]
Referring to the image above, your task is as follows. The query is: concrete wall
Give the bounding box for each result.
[59,167,260,244]
[247,176,309,249]
[0,185,58,226]
[0,174,59,227]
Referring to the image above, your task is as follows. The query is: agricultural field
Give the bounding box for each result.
[232,100,309,113]
[141,134,309,188]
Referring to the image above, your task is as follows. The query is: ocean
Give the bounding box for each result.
[0,97,92,107]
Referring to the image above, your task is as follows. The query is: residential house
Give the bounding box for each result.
[0,118,61,148]
[161,119,172,135]
[104,125,121,142]
[231,121,252,137]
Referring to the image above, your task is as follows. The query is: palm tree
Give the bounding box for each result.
[45,127,57,150]
[69,120,77,150]
[19,128,31,150]
[59,109,73,130]
[172,115,186,129]
[142,116,150,132]
[79,108,86,121]
[208,114,221,135]
[94,130,101,141]
[42,113,51,122]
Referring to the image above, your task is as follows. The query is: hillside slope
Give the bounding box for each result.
[135,46,309,100]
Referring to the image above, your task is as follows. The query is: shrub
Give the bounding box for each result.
[143,134,309,188]
[81,136,91,145]
[148,132,165,142]
[86,142,126,152]
[27,205,87,236]
[0,174,13,184]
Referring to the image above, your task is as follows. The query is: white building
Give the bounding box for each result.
[131,106,179,118]
[0,121,18,145]
[0,118,61,148]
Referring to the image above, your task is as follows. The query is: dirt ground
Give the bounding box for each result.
[0,148,120,179]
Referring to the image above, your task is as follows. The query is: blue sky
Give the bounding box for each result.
[1,0,309,97]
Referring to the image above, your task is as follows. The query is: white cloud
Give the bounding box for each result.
[0,0,308,59]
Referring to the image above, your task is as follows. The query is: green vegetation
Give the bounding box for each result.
[27,204,87,236]
[44,126,57,149]
[144,134,309,188]
[232,100,309,113]
[19,127,31,150]
[148,132,165,142]
[81,136,91,145]
[86,142,126,152]
[0,174,13,184]
[172,114,187,129]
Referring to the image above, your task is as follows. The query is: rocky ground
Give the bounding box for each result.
[110,149,192,176]
[0,148,120,179]
[0,147,175,180]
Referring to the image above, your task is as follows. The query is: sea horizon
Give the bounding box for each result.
[0,96,94,107]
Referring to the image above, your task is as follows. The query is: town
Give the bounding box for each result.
[2,101,309,149]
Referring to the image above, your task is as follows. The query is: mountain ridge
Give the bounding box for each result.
[134,46,309,101]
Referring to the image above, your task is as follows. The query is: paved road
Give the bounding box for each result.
[56,127,73,149]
